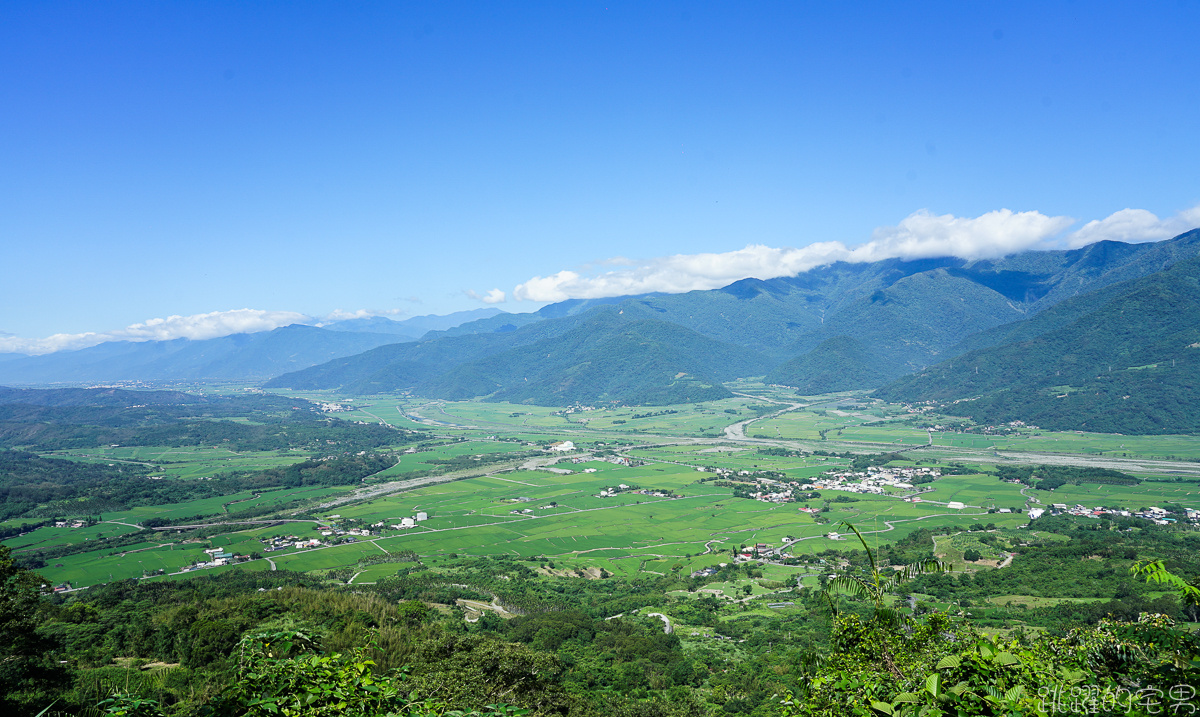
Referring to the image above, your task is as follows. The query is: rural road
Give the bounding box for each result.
[646,612,673,634]
[304,457,555,512]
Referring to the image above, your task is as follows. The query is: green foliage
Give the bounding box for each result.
[997,463,1140,488]
[0,390,404,452]
[823,522,947,624]
[217,631,405,717]
[97,691,165,717]
[787,606,1199,717]
[0,545,69,714]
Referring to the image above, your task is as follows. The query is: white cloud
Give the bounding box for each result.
[321,308,406,322]
[466,288,507,304]
[0,309,311,355]
[1066,204,1200,248]
[513,209,1074,302]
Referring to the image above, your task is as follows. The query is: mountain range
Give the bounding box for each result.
[5,231,1200,432]
[267,230,1200,416]
[875,252,1200,433]
[0,309,501,385]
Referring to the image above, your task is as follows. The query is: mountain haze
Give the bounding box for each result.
[0,325,406,385]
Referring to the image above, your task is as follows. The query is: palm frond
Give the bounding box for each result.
[894,558,947,582]
[840,521,879,576]
[826,574,876,601]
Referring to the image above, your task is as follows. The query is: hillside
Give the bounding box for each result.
[875,255,1200,433]
[265,314,589,393]
[271,232,1200,406]
[273,309,770,405]
[764,335,898,393]
[419,309,772,405]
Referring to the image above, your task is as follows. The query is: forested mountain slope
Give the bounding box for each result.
[875,255,1200,433]
[426,230,1200,387]
[419,309,772,405]
[277,231,1200,402]
[764,335,897,392]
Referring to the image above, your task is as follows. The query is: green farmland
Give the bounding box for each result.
[7,385,1200,597]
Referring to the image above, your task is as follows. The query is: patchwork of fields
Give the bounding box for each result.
[7,386,1200,594]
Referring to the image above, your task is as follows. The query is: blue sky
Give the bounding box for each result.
[3,2,1199,352]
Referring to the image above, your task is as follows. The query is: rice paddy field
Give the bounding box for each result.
[10,385,1200,596]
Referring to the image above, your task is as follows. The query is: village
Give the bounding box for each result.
[1031,503,1200,526]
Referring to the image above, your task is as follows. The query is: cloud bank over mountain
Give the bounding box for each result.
[1066,205,1200,248]
[8,206,1196,355]
[506,206,1200,304]
[511,209,1075,303]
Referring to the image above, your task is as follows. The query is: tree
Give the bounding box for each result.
[0,545,68,714]
[1131,559,1200,621]
[824,522,946,623]
[821,522,947,680]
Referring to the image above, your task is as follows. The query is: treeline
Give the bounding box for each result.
[996,463,1140,490]
[240,453,396,489]
[0,450,399,523]
[0,451,147,519]
[0,405,412,452]
[0,389,426,453]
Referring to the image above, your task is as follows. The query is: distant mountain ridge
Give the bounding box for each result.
[0,325,405,385]
[322,308,505,338]
[436,231,1200,375]
[268,308,769,405]
[0,310,506,386]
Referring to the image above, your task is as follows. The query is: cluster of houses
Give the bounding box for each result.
[53,520,89,529]
[550,405,598,417]
[743,484,796,504]
[595,484,678,499]
[810,465,940,495]
[737,542,776,559]
[1030,504,1200,526]
[371,511,429,530]
[261,535,324,552]
[187,546,253,570]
